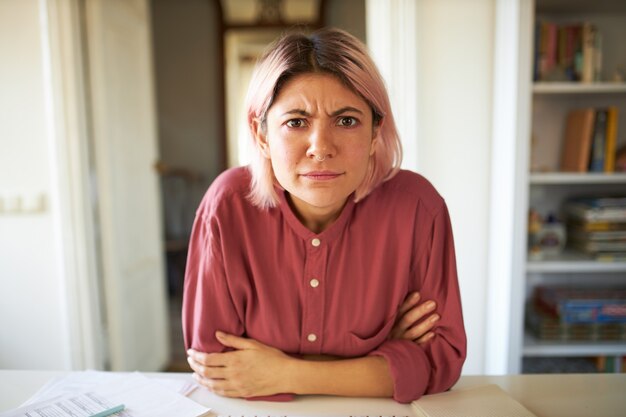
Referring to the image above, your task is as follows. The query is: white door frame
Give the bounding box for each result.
[83,0,169,371]
[485,0,533,374]
[40,0,107,370]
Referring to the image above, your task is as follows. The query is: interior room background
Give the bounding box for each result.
[6,0,605,377]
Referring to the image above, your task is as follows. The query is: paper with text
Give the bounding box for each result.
[1,373,210,417]
[0,391,122,417]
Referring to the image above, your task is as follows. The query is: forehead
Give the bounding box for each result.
[271,73,369,111]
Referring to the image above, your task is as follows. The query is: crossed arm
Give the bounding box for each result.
[186,291,439,398]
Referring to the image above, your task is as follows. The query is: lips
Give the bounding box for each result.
[301,170,343,180]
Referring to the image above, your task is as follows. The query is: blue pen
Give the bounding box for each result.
[89,404,125,417]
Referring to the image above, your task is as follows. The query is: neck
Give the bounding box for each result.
[286,194,346,234]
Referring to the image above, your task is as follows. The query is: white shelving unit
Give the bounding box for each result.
[514,0,626,374]
[524,332,626,357]
[530,173,626,184]
[533,82,626,94]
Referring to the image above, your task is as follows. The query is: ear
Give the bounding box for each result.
[370,118,384,156]
[252,118,271,159]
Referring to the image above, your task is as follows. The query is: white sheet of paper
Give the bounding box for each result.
[3,373,210,417]
[0,391,123,417]
[21,371,197,407]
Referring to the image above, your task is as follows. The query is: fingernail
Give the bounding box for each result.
[187,349,194,356]
[431,314,440,322]
[412,292,421,302]
[426,301,436,310]
[215,330,224,339]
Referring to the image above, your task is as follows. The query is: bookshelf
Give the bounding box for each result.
[515,0,626,374]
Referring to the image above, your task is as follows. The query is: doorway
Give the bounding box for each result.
[150,0,365,372]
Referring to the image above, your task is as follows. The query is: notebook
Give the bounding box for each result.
[411,384,537,417]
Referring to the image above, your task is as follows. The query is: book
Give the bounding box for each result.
[411,385,536,417]
[534,286,626,324]
[571,239,626,253]
[560,108,596,172]
[581,22,597,83]
[568,219,626,232]
[604,107,619,172]
[569,228,626,241]
[565,197,626,222]
[588,109,607,172]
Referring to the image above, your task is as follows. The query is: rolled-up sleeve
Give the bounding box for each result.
[182,199,244,354]
[369,204,466,403]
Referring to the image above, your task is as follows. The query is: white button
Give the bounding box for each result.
[307,333,317,342]
[311,238,321,247]
[310,279,320,288]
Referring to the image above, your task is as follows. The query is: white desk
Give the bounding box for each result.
[1,371,625,416]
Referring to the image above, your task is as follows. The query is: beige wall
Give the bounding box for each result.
[0,0,70,369]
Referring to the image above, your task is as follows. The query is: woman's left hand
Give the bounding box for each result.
[187,331,292,398]
[389,291,439,344]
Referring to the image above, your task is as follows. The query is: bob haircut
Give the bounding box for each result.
[245,28,402,209]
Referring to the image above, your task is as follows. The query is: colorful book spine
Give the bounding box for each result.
[604,107,619,172]
[589,109,608,172]
[582,22,597,83]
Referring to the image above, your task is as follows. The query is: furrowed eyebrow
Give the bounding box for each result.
[329,106,364,117]
[281,107,365,118]
[281,109,311,117]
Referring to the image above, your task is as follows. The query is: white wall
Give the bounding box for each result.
[416,0,494,375]
[0,0,70,370]
[367,0,495,375]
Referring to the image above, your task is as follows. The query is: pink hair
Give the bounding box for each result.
[245,28,402,208]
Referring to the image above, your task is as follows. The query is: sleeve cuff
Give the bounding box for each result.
[369,339,431,403]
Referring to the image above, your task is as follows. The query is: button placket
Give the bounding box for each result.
[301,237,326,353]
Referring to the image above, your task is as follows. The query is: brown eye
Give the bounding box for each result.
[286,119,305,128]
[338,116,357,127]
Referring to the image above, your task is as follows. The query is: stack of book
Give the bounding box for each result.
[534,21,601,83]
[534,21,602,82]
[526,285,626,341]
[565,197,626,260]
[560,107,619,173]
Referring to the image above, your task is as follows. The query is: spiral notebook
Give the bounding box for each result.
[411,384,537,417]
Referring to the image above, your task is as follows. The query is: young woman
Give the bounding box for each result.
[183,28,466,403]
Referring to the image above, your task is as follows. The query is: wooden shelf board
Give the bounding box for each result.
[523,332,626,357]
[529,173,626,184]
[533,82,626,94]
[527,260,626,273]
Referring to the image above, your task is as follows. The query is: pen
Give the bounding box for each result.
[89,404,125,417]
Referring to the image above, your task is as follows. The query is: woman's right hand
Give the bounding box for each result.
[389,292,439,344]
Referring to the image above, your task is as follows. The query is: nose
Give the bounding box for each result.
[306,124,336,162]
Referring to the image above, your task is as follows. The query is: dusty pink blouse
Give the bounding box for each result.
[182,167,466,403]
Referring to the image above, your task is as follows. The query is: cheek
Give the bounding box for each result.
[267,127,304,159]
[344,142,374,163]
[269,144,302,172]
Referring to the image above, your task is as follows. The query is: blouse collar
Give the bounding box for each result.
[277,189,356,243]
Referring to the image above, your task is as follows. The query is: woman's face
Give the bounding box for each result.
[255,73,378,227]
